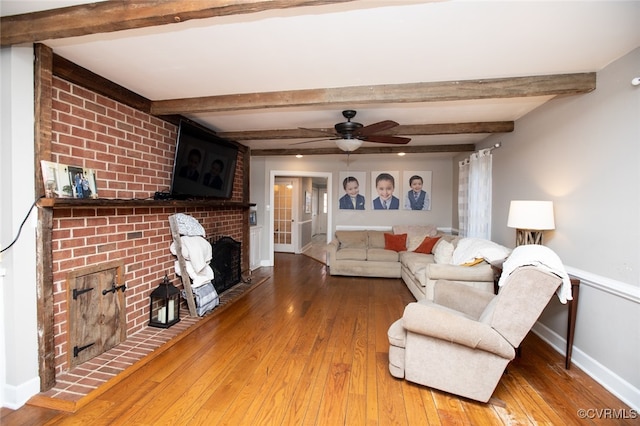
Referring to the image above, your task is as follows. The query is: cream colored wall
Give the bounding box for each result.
[252,154,455,233]
[476,47,640,408]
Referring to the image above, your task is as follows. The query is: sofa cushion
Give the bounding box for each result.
[384,233,408,252]
[335,230,367,248]
[413,236,441,254]
[433,239,454,264]
[335,247,367,261]
[368,248,400,262]
[393,224,438,239]
[401,251,435,279]
[367,230,387,249]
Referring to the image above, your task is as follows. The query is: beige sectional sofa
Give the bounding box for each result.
[327,229,403,278]
[327,226,506,301]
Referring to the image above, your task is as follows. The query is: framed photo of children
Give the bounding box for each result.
[402,171,432,211]
[338,171,366,210]
[371,171,400,210]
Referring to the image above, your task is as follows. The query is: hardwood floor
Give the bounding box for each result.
[2,253,635,425]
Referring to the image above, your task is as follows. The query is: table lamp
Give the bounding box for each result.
[507,200,555,245]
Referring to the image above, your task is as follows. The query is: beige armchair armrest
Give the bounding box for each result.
[327,239,339,264]
[402,302,514,359]
[425,262,494,282]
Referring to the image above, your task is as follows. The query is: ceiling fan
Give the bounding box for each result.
[298,110,411,152]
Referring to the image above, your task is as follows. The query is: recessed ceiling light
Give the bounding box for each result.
[296,154,303,158]
[397,152,406,156]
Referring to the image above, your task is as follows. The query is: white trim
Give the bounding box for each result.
[269,171,333,267]
[564,266,640,304]
[2,376,40,410]
[532,322,640,411]
[437,227,455,235]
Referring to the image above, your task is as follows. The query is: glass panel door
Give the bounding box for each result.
[274,181,294,252]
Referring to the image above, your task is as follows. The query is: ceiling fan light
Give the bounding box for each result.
[335,138,363,152]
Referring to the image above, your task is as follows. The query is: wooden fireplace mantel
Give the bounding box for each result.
[38,198,255,209]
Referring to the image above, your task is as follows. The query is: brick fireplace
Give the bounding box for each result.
[44,74,249,379]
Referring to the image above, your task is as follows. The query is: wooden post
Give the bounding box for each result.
[168,215,198,317]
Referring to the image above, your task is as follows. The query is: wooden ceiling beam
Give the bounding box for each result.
[1,0,356,46]
[251,144,476,156]
[219,121,514,141]
[53,53,152,113]
[150,73,595,115]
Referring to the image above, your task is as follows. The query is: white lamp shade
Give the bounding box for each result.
[335,138,363,152]
[507,200,555,230]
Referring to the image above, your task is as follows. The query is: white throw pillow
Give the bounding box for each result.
[433,239,454,264]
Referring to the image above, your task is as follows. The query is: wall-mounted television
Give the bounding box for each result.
[170,120,238,199]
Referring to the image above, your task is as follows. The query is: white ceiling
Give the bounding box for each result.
[2,1,639,154]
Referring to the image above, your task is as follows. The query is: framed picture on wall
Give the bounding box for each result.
[338,171,366,210]
[402,171,432,211]
[304,191,312,213]
[249,210,257,226]
[371,171,400,210]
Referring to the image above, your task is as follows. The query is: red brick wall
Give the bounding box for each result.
[50,77,245,374]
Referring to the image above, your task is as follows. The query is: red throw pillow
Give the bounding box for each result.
[413,236,441,254]
[384,233,407,252]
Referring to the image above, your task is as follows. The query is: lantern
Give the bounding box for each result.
[148,274,181,328]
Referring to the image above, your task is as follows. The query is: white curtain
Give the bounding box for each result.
[458,158,469,237]
[458,149,492,239]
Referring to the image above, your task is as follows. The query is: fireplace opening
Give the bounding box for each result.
[210,236,242,293]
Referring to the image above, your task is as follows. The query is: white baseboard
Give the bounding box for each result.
[532,322,640,411]
[2,376,40,410]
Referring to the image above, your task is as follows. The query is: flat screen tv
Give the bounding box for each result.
[170,120,238,199]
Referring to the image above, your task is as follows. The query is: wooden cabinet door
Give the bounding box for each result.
[67,261,126,369]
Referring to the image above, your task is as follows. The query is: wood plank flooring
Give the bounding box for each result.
[2,253,635,425]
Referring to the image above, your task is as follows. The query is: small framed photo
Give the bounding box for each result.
[41,160,98,198]
[249,210,257,226]
[304,191,312,214]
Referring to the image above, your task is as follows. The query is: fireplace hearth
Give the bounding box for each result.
[210,236,242,293]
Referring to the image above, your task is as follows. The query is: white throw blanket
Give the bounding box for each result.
[174,261,214,288]
[451,238,512,265]
[498,245,572,303]
[170,235,213,288]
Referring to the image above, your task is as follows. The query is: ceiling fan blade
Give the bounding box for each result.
[290,137,338,145]
[355,120,399,136]
[298,127,337,137]
[362,134,411,145]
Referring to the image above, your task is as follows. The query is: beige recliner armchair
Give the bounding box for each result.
[387,265,562,403]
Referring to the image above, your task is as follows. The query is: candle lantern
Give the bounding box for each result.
[148,274,181,328]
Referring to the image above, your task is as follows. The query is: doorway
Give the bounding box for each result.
[269,171,332,266]
[273,179,296,253]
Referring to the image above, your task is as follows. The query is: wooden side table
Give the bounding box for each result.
[491,262,580,369]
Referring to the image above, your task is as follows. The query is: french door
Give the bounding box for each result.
[273,179,297,252]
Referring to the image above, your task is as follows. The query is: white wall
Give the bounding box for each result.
[0,45,41,409]
[481,47,640,409]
